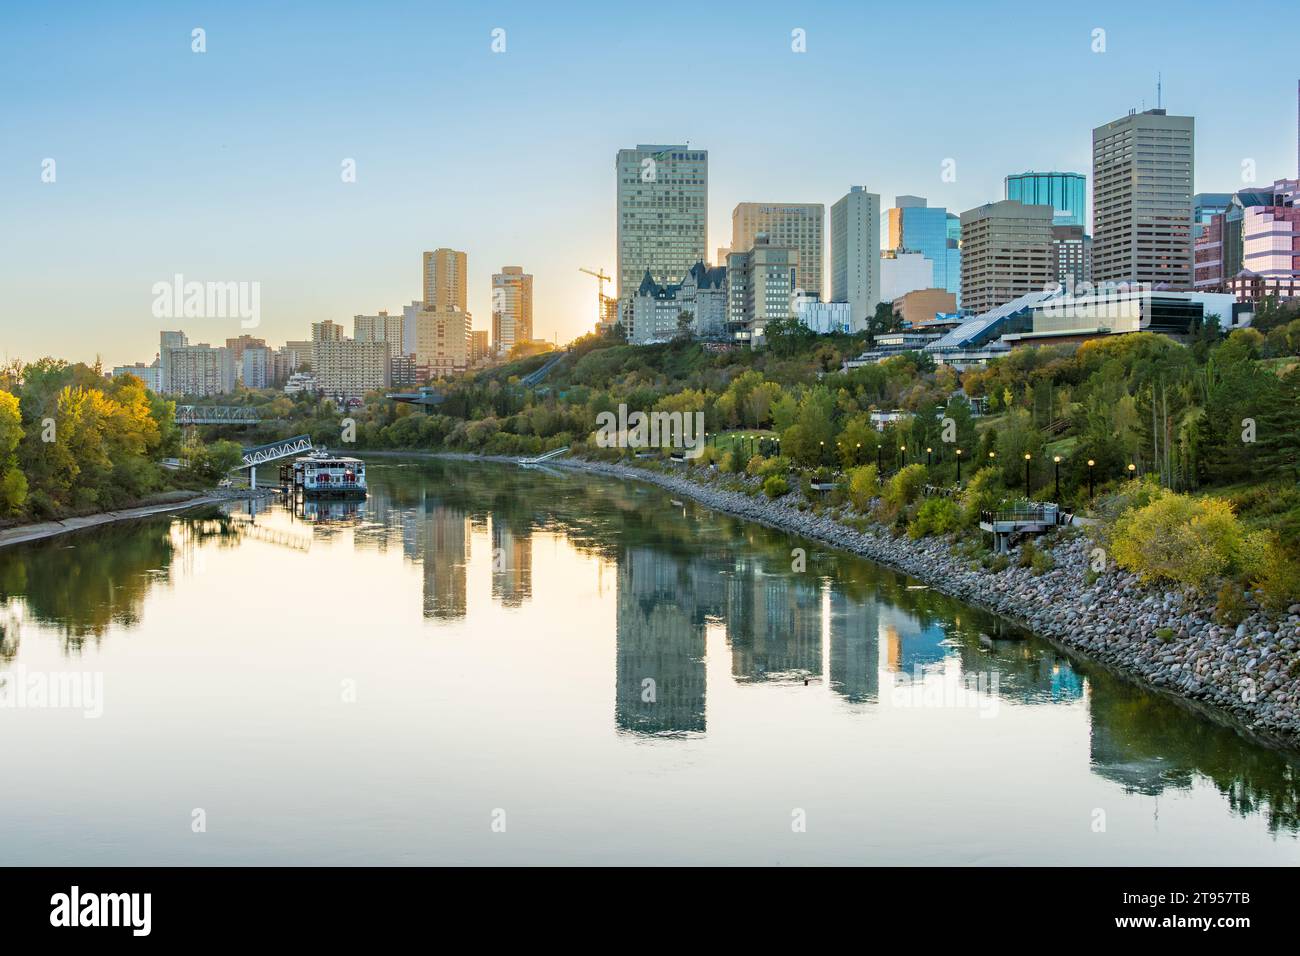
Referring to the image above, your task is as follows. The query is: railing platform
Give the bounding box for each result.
[517,446,569,466]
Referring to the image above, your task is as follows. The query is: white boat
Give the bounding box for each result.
[287,449,367,499]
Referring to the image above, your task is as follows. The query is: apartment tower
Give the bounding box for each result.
[491,266,534,355]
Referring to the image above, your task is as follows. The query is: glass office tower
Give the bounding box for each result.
[887,197,961,302]
[1005,171,1086,227]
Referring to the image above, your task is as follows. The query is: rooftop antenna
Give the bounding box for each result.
[1157,72,1162,109]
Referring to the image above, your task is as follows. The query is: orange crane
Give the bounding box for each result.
[579,267,617,331]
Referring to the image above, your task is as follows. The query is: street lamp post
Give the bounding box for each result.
[899,445,906,472]
[926,446,932,467]
[1024,453,1032,499]
[855,442,861,466]
[876,444,882,472]
[1087,459,1095,499]
[1053,455,1061,502]
[1127,463,1137,481]
[955,448,963,486]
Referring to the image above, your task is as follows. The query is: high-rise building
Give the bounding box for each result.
[1232,199,1300,302]
[726,234,798,343]
[491,266,533,354]
[1050,225,1093,289]
[615,145,708,323]
[1005,171,1087,227]
[111,362,162,392]
[312,339,391,401]
[470,330,490,364]
[283,340,313,371]
[731,203,824,299]
[354,311,405,358]
[402,301,470,377]
[1195,180,1300,293]
[1092,108,1195,288]
[959,200,1055,314]
[241,347,270,389]
[423,249,468,311]
[158,330,187,389]
[163,342,236,397]
[224,335,267,373]
[311,320,344,342]
[884,196,961,302]
[1193,193,1234,240]
[830,186,881,331]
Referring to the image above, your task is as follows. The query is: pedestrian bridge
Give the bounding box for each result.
[239,435,313,487]
[176,405,263,426]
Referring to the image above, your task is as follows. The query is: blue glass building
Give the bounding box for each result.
[1004,171,1086,227]
[890,199,962,302]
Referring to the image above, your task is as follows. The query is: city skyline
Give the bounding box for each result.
[4,1,1299,368]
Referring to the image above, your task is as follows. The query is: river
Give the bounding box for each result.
[1,457,1297,864]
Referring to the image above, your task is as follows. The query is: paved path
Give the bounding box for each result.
[0,495,224,550]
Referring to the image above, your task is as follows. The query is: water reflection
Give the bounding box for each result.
[0,456,1297,840]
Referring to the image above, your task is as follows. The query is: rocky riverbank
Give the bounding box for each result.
[550,455,1300,750]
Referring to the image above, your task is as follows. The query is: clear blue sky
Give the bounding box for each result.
[2,0,1297,367]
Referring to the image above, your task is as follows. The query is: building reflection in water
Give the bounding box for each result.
[410,500,468,620]
[615,547,707,736]
[2,458,1297,834]
[828,589,879,703]
[490,518,532,609]
[727,559,822,682]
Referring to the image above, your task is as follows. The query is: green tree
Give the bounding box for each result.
[0,391,27,516]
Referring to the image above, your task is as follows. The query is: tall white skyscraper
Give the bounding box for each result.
[615,145,708,324]
[830,187,881,330]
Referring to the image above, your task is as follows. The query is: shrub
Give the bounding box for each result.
[881,463,927,516]
[960,466,1003,527]
[1244,532,1300,612]
[1017,538,1039,568]
[719,450,739,474]
[745,454,767,477]
[1110,490,1250,592]
[763,474,790,498]
[908,497,960,539]
[1031,547,1056,576]
[988,553,1010,572]
[846,464,879,511]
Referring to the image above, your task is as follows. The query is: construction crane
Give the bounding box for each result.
[579,267,617,332]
